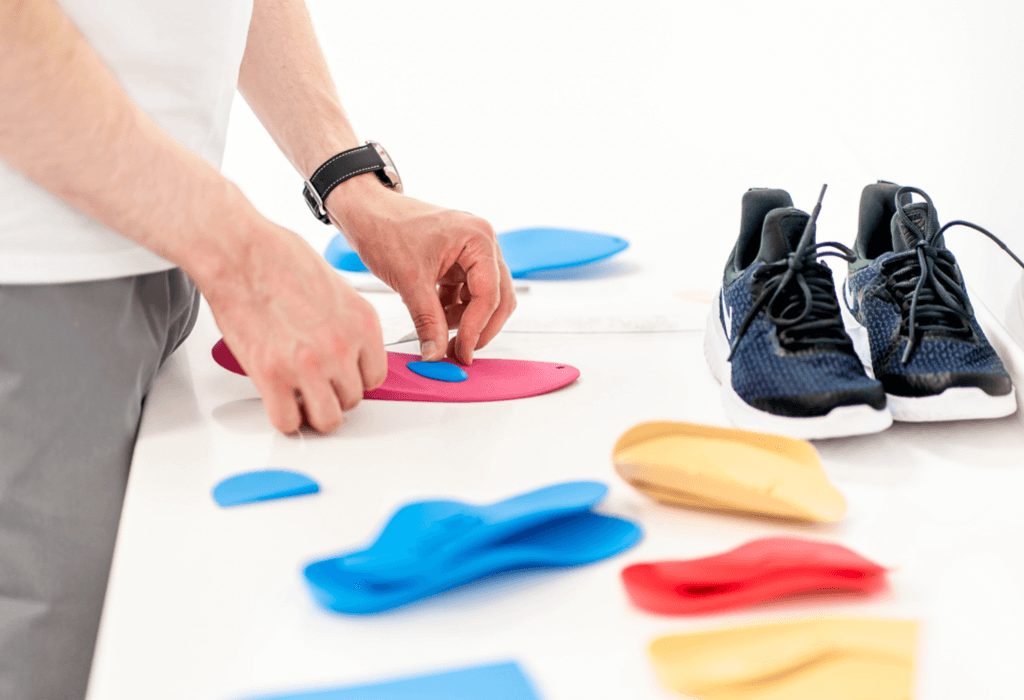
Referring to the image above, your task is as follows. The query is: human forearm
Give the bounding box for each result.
[238,0,361,179]
[0,0,268,286]
[0,0,390,436]
[237,0,515,363]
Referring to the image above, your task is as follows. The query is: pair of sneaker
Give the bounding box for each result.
[706,182,1024,439]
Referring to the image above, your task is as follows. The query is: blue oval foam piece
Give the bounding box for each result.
[334,481,609,582]
[323,227,629,278]
[303,511,642,614]
[213,469,319,508]
[406,360,468,383]
[248,661,541,700]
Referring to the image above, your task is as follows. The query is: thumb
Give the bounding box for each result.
[402,283,449,361]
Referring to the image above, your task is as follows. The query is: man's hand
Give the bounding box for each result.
[327,178,516,364]
[198,223,388,434]
[236,1,515,364]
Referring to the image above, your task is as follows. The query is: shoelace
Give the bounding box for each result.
[729,185,857,360]
[885,186,1024,364]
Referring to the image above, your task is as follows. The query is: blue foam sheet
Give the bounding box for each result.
[248,661,541,700]
[323,227,628,278]
[213,469,319,508]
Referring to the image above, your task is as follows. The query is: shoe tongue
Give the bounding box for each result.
[756,207,810,263]
[890,202,933,252]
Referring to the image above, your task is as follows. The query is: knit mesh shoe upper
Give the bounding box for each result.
[720,188,885,417]
[846,182,1013,398]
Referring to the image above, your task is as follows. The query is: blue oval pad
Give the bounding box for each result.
[213,469,319,508]
[324,227,629,278]
[406,360,468,382]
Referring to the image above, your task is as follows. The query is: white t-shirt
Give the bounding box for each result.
[0,0,254,284]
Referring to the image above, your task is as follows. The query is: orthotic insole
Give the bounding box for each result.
[621,537,887,615]
[212,339,579,403]
[302,481,641,614]
[612,421,846,522]
[649,617,918,700]
[324,227,629,278]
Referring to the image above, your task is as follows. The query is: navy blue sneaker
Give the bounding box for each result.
[844,182,1021,421]
[705,186,890,439]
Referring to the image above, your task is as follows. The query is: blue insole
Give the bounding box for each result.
[498,227,629,277]
[248,661,540,700]
[212,469,319,507]
[303,511,642,614]
[324,227,628,278]
[333,481,609,581]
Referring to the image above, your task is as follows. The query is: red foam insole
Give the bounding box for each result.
[211,338,580,403]
[621,536,887,615]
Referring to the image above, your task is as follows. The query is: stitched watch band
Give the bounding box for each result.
[302,144,386,224]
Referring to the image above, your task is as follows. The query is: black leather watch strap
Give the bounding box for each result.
[302,144,386,223]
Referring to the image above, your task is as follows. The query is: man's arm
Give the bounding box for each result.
[0,0,386,434]
[237,0,516,364]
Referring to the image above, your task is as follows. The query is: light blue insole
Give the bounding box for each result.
[247,661,540,700]
[332,481,608,582]
[212,469,319,508]
[303,511,642,614]
[324,227,628,278]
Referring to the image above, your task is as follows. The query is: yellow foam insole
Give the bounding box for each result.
[612,421,845,522]
[650,617,918,700]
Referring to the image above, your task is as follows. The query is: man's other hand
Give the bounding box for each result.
[328,178,516,364]
[200,225,387,434]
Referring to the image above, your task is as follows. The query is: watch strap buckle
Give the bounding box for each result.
[302,179,330,224]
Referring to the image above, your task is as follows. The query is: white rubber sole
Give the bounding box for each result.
[885,388,1017,422]
[704,300,892,440]
[841,287,1018,423]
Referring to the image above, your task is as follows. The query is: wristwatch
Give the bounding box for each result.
[302,141,402,224]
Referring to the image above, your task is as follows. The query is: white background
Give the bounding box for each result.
[89,2,1024,699]
[225,0,1024,316]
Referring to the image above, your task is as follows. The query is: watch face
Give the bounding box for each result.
[369,142,403,193]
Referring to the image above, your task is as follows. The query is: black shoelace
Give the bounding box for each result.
[729,185,857,360]
[884,186,1024,364]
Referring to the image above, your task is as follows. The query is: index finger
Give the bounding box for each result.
[452,244,500,364]
[474,256,517,350]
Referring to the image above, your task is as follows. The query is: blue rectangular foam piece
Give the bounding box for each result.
[248,661,541,700]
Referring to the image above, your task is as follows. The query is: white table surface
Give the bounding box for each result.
[86,267,1024,700]
[83,2,1024,695]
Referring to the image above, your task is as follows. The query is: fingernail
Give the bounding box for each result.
[420,340,437,360]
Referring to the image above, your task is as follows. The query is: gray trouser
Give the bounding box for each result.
[0,269,199,700]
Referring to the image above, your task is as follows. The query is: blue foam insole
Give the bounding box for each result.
[303,511,642,614]
[212,469,319,507]
[406,360,468,382]
[334,481,609,580]
[498,227,629,277]
[248,661,541,700]
[323,227,629,278]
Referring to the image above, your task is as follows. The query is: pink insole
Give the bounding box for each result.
[211,339,580,403]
